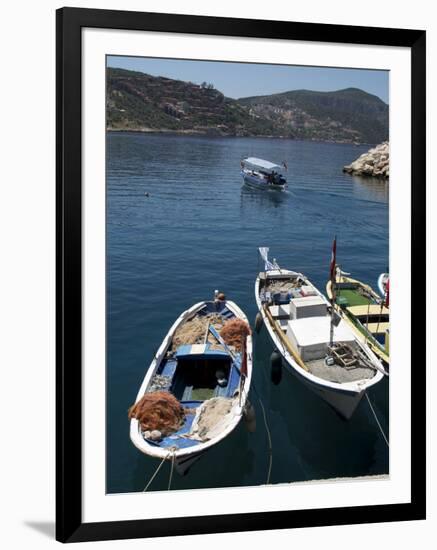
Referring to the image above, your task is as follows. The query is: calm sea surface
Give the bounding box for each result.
[107,133,389,493]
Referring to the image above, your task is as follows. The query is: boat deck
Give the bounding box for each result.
[306,357,376,383]
[261,280,378,384]
[336,288,373,307]
[146,401,203,450]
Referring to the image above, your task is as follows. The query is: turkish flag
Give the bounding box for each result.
[330,236,337,282]
[241,337,247,378]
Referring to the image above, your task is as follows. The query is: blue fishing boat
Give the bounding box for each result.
[240,157,287,190]
[129,293,253,475]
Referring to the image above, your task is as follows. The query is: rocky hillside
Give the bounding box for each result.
[107,68,275,137]
[239,88,388,143]
[107,68,388,143]
[343,142,389,178]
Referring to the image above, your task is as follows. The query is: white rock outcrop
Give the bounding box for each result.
[343,141,389,179]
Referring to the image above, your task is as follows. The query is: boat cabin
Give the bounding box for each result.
[169,344,238,402]
[242,157,287,187]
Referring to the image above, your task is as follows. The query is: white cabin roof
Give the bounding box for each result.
[243,157,283,173]
[287,316,354,347]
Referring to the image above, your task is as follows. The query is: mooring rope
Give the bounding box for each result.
[168,450,176,491]
[257,396,273,484]
[142,387,273,490]
[365,393,389,448]
[143,451,171,492]
[249,382,273,485]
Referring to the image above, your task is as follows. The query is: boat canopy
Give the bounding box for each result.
[243,157,283,174]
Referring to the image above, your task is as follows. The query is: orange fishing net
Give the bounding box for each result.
[171,313,224,350]
[128,391,185,435]
[220,319,251,351]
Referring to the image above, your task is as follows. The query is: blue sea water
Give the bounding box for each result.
[106,133,389,493]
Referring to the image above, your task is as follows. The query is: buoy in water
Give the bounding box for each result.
[254,312,263,333]
[243,401,256,433]
[270,349,282,385]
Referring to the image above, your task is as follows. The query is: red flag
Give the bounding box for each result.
[241,337,247,378]
[239,337,247,404]
[240,338,247,377]
[330,236,337,281]
[384,278,390,308]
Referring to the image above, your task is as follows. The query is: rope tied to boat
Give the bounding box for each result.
[250,383,273,484]
[143,451,172,492]
[257,396,273,484]
[167,449,176,491]
[365,393,389,448]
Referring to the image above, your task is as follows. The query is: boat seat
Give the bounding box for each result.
[269,304,290,319]
[220,308,234,319]
[347,304,389,316]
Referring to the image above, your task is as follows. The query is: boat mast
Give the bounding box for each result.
[329,236,337,347]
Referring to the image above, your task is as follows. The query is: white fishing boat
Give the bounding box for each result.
[240,157,287,190]
[129,293,253,475]
[255,248,385,419]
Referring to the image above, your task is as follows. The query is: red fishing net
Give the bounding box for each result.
[128,391,185,435]
[220,318,251,351]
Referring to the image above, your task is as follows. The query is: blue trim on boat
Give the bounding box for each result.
[175,343,230,359]
[159,359,177,378]
[146,401,203,449]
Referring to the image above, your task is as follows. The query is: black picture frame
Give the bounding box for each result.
[56,7,426,543]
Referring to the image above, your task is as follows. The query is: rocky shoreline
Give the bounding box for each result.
[343,141,389,179]
[107,127,370,144]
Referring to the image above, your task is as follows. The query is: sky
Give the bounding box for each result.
[107,56,389,104]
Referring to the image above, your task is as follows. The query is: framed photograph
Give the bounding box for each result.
[56,7,426,543]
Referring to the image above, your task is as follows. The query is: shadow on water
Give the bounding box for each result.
[132,420,257,493]
[254,325,389,482]
[240,185,289,207]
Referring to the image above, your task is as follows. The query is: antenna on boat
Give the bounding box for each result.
[329,236,337,348]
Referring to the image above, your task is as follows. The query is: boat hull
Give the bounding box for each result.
[241,171,286,191]
[283,361,365,419]
[174,449,206,475]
